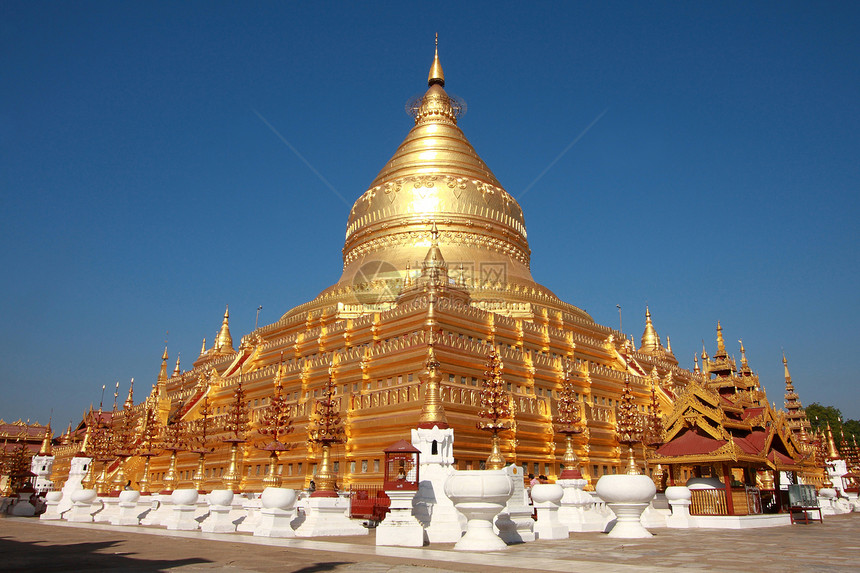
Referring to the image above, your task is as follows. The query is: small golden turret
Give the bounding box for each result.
[124,378,134,410]
[418,329,449,429]
[715,321,727,358]
[199,338,207,357]
[157,347,169,383]
[428,33,444,87]
[216,306,234,352]
[693,353,700,373]
[639,307,660,353]
[39,423,52,456]
[826,422,840,460]
[173,353,181,377]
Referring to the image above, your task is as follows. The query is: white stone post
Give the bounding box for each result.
[254,487,298,538]
[66,489,99,522]
[201,489,237,533]
[531,483,568,540]
[11,493,36,517]
[293,493,368,537]
[376,489,425,547]
[494,464,535,544]
[557,477,606,532]
[236,493,262,532]
[665,486,696,528]
[40,491,64,520]
[110,490,143,525]
[94,496,120,523]
[164,489,200,530]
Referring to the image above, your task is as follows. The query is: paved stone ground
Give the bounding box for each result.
[1,514,858,572]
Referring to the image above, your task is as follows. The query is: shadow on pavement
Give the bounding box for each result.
[292,563,354,573]
[0,536,211,572]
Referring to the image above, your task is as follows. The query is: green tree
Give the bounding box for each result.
[806,403,842,433]
[805,403,860,443]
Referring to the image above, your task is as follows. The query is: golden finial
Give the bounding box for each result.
[157,346,169,383]
[173,353,181,377]
[418,326,448,429]
[124,378,134,409]
[199,338,207,357]
[40,420,52,456]
[738,339,748,368]
[715,321,727,356]
[640,306,660,353]
[782,351,792,381]
[825,421,840,460]
[428,33,445,87]
[693,353,700,373]
[216,305,233,351]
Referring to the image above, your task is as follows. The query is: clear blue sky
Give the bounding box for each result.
[2,1,858,431]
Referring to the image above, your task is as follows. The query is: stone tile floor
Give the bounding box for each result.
[1,514,857,572]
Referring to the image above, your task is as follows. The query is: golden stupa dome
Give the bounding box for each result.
[285,40,593,323]
[337,44,532,283]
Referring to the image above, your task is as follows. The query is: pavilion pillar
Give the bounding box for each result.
[722,463,735,516]
[773,469,782,512]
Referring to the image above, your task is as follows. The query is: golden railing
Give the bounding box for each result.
[690,488,728,515]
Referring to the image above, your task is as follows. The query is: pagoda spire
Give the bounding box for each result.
[825,421,840,460]
[124,378,134,410]
[428,33,444,87]
[715,321,727,358]
[173,353,181,377]
[781,353,810,438]
[739,340,749,369]
[693,353,700,373]
[639,306,661,354]
[199,338,207,357]
[418,328,449,429]
[157,346,169,383]
[39,422,52,456]
[216,306,234,352]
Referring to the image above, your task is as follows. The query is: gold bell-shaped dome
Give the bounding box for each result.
[287,38,593,323]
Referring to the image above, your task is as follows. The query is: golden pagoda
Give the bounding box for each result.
[51,43,758,493]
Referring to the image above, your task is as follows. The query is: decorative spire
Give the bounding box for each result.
[422,222,448,287]
[555,360,584,478]
[783,352,791,381]
[199,338,207,357]
[715,321,727,358]
[477,347,512,470]
[173,353,181,377]
[617,375,643,474]
[739,340,749,368]
[216,306,234,352]
[124,378,134,410]
[826,421,840,460]
[665,335,673,354]
[693,353,700,374]
[157,347,169,383]
[418,329,449,429]
[39,423,52,456]
[428,33,445,87]
[639,306,661,354]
